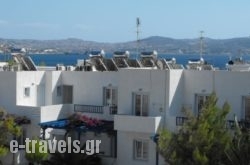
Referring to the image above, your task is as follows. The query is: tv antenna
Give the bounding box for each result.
[199,30,204,59]
[136,17,140,59]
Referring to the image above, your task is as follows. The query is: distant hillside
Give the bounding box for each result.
[1,36,250,55]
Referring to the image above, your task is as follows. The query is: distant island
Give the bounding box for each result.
[1,36,250,55]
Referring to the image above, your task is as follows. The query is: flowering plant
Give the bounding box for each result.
[5,114,31,125]
[68,113,103,127]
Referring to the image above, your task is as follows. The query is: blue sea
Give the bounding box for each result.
[1,53,250,69]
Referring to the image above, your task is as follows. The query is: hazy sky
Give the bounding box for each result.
[0,0,249,42]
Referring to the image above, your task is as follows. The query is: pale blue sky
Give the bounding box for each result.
[0,0,249,42]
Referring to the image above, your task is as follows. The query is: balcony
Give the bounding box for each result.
[74,104,104,113]
[227,120,250,129]
[175,117,250,129]
[74,104,117,121]
[114,115,161,133]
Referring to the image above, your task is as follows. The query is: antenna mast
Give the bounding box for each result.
[136,17,140,59]
[199,30,204,59]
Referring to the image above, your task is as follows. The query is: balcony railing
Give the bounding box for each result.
[74,104,104,114]
[109,106,117,115]
[74,104,117,115]
[227,120,250,129]
[176,116,250,129]
[176,116,188,126]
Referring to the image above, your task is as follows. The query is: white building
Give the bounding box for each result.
[0,54,249,165]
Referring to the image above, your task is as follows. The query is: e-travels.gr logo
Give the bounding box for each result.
[10,137,101,155]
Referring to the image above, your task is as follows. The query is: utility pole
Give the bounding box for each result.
[136,17,140,59]
[199,31,204,59]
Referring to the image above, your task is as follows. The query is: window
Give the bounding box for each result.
[62,85,73,104]
[24,87,30,97]
[243,96,250,121]
[56,86,62,96]
[133,93,149,116]
[134,139,149,160]
[103,87,117,106]
[195,94,209,116]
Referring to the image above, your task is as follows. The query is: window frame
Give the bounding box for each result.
[195,93,210,116]
[133,92,149,116]
[103,87,118,106]
[24,87,30,97]
[62,85,73,104]
[133,139,149,161]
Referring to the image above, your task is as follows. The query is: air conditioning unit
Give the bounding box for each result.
[56,64,66,71]
[66,66,75,71]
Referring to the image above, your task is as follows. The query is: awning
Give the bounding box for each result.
[39,119,69,129]
[39,119,114,133]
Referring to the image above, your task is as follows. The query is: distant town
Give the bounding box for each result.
[1,36,250,55]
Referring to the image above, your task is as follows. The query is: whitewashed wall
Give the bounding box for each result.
[1,68,250,165]
[62,71,118,105]
[167,70,184,131]
[183,70,250,120]
[16,71,45,107]
[0,72,17,112]
[45,71,62,105]
[118,69,168,117]
[116,131,165,165]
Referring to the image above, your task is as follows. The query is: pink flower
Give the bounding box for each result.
[69,113,103,127]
